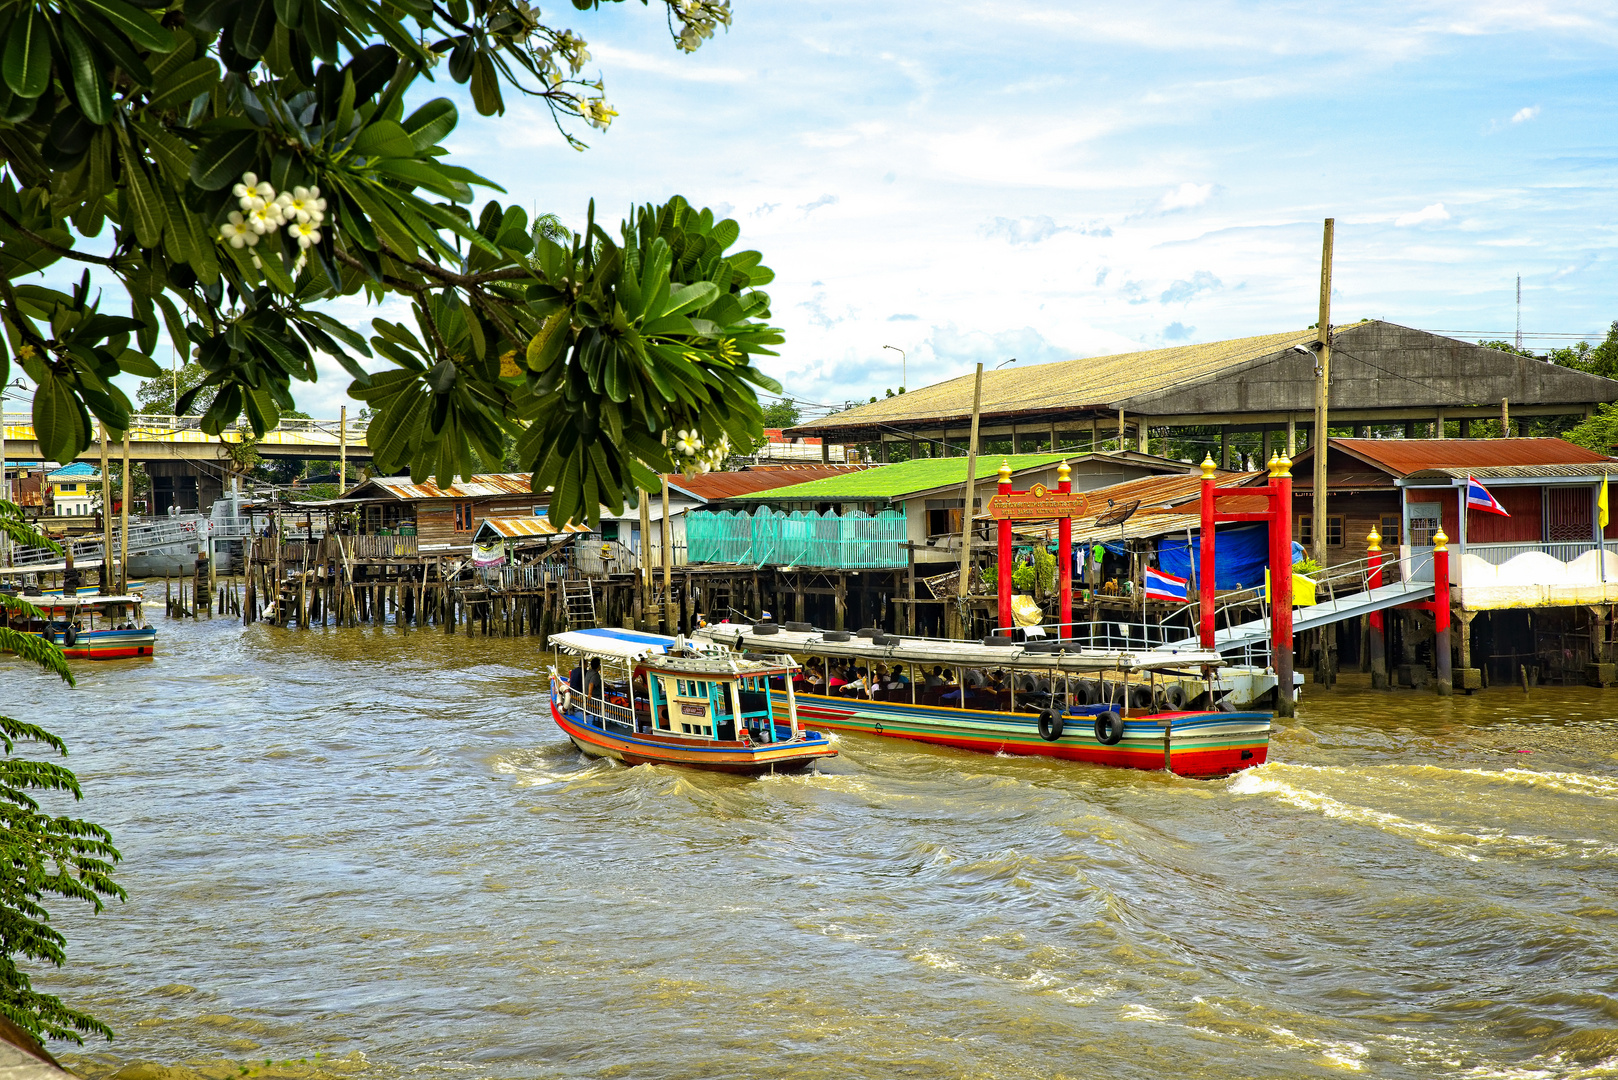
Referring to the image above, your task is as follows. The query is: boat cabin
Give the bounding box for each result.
[646,666,791,743]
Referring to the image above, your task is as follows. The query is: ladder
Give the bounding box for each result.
[562,577,598,629]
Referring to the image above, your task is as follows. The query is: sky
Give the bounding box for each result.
[11,0,1618,423]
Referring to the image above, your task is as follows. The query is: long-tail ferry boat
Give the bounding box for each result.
[691,622,1269,778]
[4,592,156,660]
[546,628,838,775]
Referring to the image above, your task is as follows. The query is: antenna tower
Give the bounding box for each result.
[1515,275,1522,352]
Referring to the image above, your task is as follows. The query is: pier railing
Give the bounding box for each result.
[5,514,255,569]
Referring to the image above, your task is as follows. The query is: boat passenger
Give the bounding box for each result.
[568,664,585,693]
[583,658,604,700]
[804,663,825,690]
[827,666,847,691]
[925,667,945,688]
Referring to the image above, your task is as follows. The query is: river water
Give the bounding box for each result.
[6,614,1618,1079]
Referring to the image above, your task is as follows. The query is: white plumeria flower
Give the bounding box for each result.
[219,212,252,249]
[232,173,258,200]
[247,203,280,234]
[674,429,700,457]
[283,186,326,225]
[288,220,321,249]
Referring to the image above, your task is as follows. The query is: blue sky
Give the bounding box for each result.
[13,0,1618,422]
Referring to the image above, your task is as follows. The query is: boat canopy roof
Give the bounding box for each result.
[693,623,1224,673]
[644,652,799,679]
[549,627,681,660]
[25,594,145,607]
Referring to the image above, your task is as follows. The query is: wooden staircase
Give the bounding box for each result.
[562,578,598,629]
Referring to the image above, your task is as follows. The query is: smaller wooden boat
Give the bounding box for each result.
[547,628,837,775]
[3,593,156,660]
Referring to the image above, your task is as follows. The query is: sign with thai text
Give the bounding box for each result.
[988,486,1089,520]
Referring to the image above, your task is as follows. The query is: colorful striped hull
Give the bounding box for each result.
[549,694,838,775]
[785,693,1269,778]
[39,628,158,660]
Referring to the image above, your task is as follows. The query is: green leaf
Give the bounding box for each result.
[72,0,176,52]
[189,128,259,190]
[231,0,275,60]
[147,57,219,110]
[370,158,470,202]
[33,374,91,463]
[401,97,456,151]
[350,119,413,158]
[3,7,52,98]
[468,50,502,116]
[118,146,165,248]
[59,18,110,124]
[116,349,163,377]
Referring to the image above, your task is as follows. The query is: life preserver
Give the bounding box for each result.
[1094,710,1125,745]
[1037,709,1063,742]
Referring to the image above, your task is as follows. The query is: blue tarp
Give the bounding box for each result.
[1157,524,1272,591]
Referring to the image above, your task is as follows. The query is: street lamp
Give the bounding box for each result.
[996,357,1018,369]
[882,344,905,391]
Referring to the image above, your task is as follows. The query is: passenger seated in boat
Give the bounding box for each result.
[583,658,604,700]
[804,663,825,691]
[827,666,847,691]
[839,666,871,698]
[925,667,945,688]
[568,664,584,693]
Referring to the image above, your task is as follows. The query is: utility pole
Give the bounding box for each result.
[99,422,112,594]
[339,404,348,492]
[1515,275,1522,353]
[1312,218,1334,567]
[954,363,984,636]
[119,430,131,591]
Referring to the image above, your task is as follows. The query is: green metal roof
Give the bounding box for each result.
[735,453,1074,501]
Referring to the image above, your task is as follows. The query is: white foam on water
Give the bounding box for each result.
[1265,1026,1369,1071]
[1121,1003,1169,1023]
[907,949,961,972]
[1223,767,1618,861]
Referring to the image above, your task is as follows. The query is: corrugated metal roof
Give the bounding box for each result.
[790,328,1319,434]
[666,465,870,501]
[477,516,590,538]
[1006,470,1263,543]
[1402,463,1618,481]
[366,473,534,500]
[1319,438,1609,477]
[735,453,1075,501]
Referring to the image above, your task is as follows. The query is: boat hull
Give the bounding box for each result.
[786,692,1268,778]
[38,627,157,660]
[549,693,837,775]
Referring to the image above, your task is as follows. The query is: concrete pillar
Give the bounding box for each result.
[1050,421,1058,452]
[1435,409,1446,438]
[1220,427,1231,470]
[1261,428,1273,463]
[1459,417,1471,438]
[1137,420,1149,454]
[1287,417,1296,456]
[1010,426,1019,454]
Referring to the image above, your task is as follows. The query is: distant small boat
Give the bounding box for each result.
[5,593,156,660]
[547,628,837,775]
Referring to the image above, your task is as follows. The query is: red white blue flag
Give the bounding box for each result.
[1144,566,1189,603]
[1466,475,1510,517]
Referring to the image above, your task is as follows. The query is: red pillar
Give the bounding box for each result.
[1433,528,1452,696]
[1269,455,1294,716]
[1198,455,1217,648]
[1057,461,1073,639]
[996,460,1013,633]
[1367,528,1388,689]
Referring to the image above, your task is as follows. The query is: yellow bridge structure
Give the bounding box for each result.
[3,412,372,463]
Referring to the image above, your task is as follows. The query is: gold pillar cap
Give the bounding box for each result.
[1433,527,1449,551]
[1276,452,1293,479]
[1057,459,1071,481]
[1366,526,1381,552]
[1266,452,1281,477]
[1200,454,1217,480]
[997,458,1013,482]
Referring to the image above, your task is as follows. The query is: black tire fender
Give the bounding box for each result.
[1037,709,1064,742]
[63,626,78,648]
[1094,710,1125,745]
[1075,680,1097,706]
[1163,682,1187,711]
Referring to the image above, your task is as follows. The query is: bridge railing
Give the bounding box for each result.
[5,514,256,569]
[4,411,368,443]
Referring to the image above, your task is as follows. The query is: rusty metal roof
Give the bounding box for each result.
[1309,438,1610,477]
[477,515,590,538]
[1402,462,1618,481]
[362,473,535,500]
[665,465,871,501]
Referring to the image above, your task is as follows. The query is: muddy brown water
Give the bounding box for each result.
[5,615,1617,1079]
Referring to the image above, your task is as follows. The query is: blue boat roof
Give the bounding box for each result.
[549,627,679,659]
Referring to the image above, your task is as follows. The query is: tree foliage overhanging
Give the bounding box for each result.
[0,0,780,526]
[0,501,126,1044]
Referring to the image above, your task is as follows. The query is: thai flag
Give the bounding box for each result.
[1466,475,1510,517]
[1144,566,1189,603]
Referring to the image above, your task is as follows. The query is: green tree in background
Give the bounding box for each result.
[0,502,126,1044]
[1548,321,1618,380]
[760,398,800,429]
[0,0,778,526]
[135,362,212,415]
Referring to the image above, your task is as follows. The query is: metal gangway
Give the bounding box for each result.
[1167,551,1437,656]
[2,514,257,573]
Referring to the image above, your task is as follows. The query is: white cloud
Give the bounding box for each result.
[1158,183,1213,212]
[1510,105,1541,123]
[589,44,748,83]
[1394,203,1451,227]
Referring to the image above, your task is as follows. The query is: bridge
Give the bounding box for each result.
[0,514,257,575]
[1167,552,1438,657]
[3,412,371,463]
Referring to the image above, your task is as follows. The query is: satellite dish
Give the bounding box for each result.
[1095,499,1140,528]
